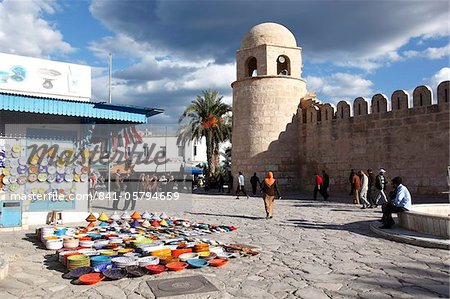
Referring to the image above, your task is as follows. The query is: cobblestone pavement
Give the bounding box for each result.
[0,194,448,299]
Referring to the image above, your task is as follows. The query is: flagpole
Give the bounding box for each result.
[108,53,112,203]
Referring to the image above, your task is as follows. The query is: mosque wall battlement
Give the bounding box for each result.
[296,81,450,195]
[299,81,449,124]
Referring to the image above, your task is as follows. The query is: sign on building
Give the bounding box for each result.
[0,52,91,101]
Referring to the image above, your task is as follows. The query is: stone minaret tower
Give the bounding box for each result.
[231,23,307,184]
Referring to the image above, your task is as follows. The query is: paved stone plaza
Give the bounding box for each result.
[0,194,448,299]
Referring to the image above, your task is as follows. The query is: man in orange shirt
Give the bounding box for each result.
[352,172,361,204]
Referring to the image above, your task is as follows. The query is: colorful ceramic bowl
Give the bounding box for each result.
[145,264,166,275]
[79,273,104,285]
[187,258,209,268]
[166,261,188,271]
[208,258,229,267]
[178,253,199,262]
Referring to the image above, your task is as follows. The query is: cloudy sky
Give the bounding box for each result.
[0,0,448,123]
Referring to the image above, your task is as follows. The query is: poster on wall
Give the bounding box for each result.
[0,52,91,101]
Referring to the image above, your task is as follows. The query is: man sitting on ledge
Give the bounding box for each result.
[380,176,412,229]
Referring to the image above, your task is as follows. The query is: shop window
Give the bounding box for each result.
[277,55,290,75]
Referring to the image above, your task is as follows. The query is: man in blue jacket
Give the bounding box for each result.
[380,176,412,229]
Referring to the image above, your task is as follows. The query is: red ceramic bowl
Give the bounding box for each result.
[79,273,105,285]
[171,248,192,258]
[145,264,166,274]
[208,258,229,267]
[78,237,92,241]
[166,262,188,271]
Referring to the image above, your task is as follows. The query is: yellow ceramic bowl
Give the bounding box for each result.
[150,248,172,257]
[196,251,211,257]
[118,248,134,254]
[99,250,116,256]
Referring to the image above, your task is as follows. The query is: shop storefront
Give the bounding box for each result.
[0,53,163,229]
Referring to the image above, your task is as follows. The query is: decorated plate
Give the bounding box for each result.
[17,165,27,174]
[38,173,48,182]
[28,165,38,174]
[12,145,21,153]
[8,176,17,184]
[28,173,38,182]
[2,184,9,191]
[80,174,89,182]
[65,166,74,175]
[2,176,10,184]
[73,174,81,182]
[3,144,11,152]
[9,182,19,192]
[47,165,56,174]
[9,167,18,176]
[38,165,48,173]
[74,166,82,174]
[56,166,65,174]
[17,176,27,185]
[2,168,10,176]
[56,159,65,167]
[40,158,49,166]
[47,174,56,183]
[3,160,10,168]
[65,173,74,182]
[11,151,20,158]
[29,156,39,165]
[56,173,65,183]
[81,166,89,174]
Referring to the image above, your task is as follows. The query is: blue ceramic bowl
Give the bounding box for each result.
[187,258,209,268]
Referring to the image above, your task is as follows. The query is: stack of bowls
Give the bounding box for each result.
[63,237,79,249]
[194,243,209,253]
[45,238,63,250]
[90,255,112,272]
[79,240,95,247]
[40,227,55,242]
[54,228,67,236]
[150,247,172,258]
[67,254,90,271]
[137,256,160,267]
[58,250,78,264]
[111,257,137,268]
[178,253,199,262]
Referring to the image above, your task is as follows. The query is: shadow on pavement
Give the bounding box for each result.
[186,211,264,220]
[282,219,378,238]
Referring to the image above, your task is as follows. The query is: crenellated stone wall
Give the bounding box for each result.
[297,81,450,195]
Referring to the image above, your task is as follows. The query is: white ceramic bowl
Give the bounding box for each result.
[137,256,160,267]
[178,253,199,262]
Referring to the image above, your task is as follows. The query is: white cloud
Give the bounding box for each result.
[306,73,374,102]
[403,44,450,60]
[428,67,450,90]
[0,0,73,57]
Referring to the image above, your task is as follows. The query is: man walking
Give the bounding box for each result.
[236,171,249,199]
[359,170,371,209]
[375,168,388,206]
[367,169,376,206]
[321,170,330,201]
[250,173,261,196]
[380,177,412,229]
[352,171,361,204]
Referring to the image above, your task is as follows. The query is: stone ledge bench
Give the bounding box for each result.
[397,204,450,239]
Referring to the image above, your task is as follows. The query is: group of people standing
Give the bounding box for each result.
[350,168,388,209]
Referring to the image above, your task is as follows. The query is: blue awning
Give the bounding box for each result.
[0,93,163,123]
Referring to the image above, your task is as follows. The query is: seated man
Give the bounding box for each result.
[380,176,412,229]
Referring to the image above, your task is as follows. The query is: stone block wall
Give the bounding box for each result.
[297,81,450,196]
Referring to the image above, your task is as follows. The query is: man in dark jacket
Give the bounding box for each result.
[321,170,330,201]
[250,173,261,196]
[375,168,388,206]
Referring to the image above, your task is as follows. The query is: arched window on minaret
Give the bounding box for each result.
[277,55,290,75]
[246,57,257,77]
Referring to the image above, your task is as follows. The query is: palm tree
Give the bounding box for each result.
[178,90,232,182]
